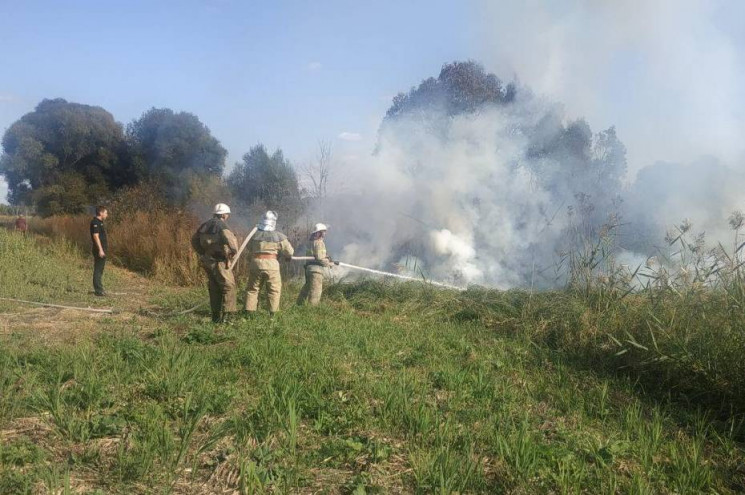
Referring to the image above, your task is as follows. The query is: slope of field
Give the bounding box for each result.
[0,228,743,493]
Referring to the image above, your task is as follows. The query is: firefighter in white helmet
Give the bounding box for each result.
[297,223,336,306]
[191,203,239,323]
[243,211,294,316]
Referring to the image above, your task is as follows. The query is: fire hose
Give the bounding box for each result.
[0,257,462,318]
[147,255,463,318]
[229,226,258,271]
[291,257,465,291]
[141,226,256,316]
[0,297,114,313]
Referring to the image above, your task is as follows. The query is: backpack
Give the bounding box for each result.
[191,227,206,255]
[192,218,227,258]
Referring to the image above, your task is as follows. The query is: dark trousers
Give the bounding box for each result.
[93,255,106,295]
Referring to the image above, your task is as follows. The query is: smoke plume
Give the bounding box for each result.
[309,1,745,288]
[314,68,623,288]
[475,0,745,174]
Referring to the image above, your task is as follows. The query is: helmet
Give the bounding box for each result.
[311,223,328,234]
[258,210,278,231]
[213,203,231,215]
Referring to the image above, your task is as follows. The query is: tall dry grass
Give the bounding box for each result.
[31,215,91,249]
[0,215,16,230]
[28,211,307,286]
[30,212,204,286]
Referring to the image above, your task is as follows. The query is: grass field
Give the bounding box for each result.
[1,228,744,493]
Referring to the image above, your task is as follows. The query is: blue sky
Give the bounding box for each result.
[2,0,744,203]
[0,0,477,202]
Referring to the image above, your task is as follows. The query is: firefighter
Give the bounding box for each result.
[191,203,239,323]
[244,211,294,317]
[297,223,336,306]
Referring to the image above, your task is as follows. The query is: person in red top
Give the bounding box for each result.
[14,215,28,236]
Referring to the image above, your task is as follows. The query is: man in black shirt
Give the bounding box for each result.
[90,205,109,296]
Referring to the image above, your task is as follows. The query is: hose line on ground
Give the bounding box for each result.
[0,297,114,314]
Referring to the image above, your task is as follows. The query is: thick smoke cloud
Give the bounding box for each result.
[474,0,745,174]
[623,158,745,255]
[311,2,745,288]
[315,65,626,288]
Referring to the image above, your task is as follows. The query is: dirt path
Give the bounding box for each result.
[0,264,196,344]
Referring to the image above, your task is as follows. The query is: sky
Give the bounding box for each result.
[0,0,473,203]
[475,0,745,178]
[1,0,744,203]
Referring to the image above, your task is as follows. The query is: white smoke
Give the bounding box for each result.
[474,0,745,174]
[317,95,595,288]
[430,229,481,282]
[309,1,745,288]
[623,158,745,254]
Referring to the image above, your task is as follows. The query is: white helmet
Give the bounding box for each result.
[258,210,278,231]
[311,223,328,234]
[213,203,231,215]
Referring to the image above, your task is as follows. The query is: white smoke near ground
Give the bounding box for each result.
[312,94,607,288]
[304,1,745,288]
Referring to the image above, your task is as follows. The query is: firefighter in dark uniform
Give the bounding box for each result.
[191,203,239,323]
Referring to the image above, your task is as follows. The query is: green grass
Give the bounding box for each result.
[0,227,127,307]
[0,228,744,493]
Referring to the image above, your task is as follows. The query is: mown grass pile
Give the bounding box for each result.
[0,229,744,493]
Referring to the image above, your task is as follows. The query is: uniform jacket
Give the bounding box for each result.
[192,218,238,262]
[305,238,332,274]
[247,230,294,271]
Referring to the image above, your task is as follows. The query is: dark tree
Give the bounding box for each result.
[525,114,626,218]
[126,108,227,203]
[228,144,301,212]
[385,60,516,120]
[0,98,130,215]
[382,60,626,219]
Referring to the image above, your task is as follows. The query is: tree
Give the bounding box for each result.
[382,60,626,219]
[228,144,301,214]
[0,98,130,215]
[302,140,332,200]
[524,114,626,221]
[385,60,516,121]
[126,108,227,203]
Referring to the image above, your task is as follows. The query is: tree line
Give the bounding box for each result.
[0,98,301,217]
[2,61,627,225]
